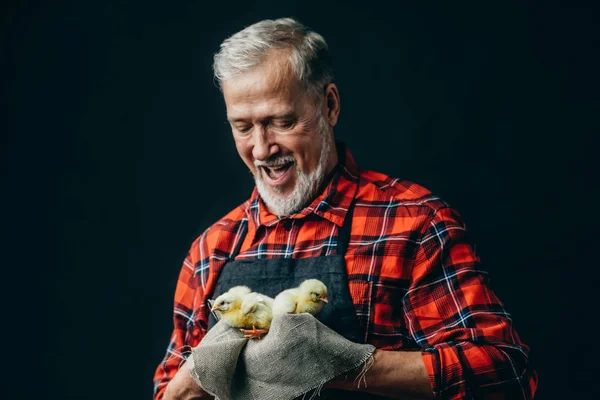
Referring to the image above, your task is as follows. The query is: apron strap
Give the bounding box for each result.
[336,198,356,256]
[229,219,248,260]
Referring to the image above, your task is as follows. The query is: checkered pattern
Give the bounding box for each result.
[153,144,538,399]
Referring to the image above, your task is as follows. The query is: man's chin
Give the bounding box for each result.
[255,180,300,215]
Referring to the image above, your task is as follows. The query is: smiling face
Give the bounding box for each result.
[222,49,340,216]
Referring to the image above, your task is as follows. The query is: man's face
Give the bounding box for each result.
[222,50,335,216]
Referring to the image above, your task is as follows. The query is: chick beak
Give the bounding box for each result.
[211,305,220,312]
[321,296,329,303]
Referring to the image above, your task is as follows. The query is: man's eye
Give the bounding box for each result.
[235,125,252,134]
[274,120,295,129]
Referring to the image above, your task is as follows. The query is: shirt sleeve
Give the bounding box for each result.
[153,247,205,400]
[404,206,538,399]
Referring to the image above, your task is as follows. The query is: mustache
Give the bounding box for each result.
[254,155,296,168]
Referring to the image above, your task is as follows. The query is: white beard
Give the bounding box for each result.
[254,116,333,217]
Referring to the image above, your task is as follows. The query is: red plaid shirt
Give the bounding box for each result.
[154,144,538,399]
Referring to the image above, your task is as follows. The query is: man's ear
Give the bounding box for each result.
[323,83,340,127]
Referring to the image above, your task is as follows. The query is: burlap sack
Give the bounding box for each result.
[188,314,376,400]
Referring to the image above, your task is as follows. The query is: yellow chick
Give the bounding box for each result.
[210,285,252,326]
[239,292,274,339]
[272,279,329,317]
[211,286,274,339]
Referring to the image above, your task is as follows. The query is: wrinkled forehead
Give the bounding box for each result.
[222,51,310,121]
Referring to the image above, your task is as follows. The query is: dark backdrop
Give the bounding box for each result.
[2,1,598,399]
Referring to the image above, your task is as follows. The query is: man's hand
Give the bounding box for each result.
[163,360,213,400]
[326,350,434,400]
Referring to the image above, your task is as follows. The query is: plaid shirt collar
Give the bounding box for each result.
[245,141,360,230]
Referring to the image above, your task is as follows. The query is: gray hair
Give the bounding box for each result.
[213,18,333,99]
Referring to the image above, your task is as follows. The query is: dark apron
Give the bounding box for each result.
[207,201,389,399]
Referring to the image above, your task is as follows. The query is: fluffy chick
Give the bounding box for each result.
[211,287,274,339]
[239,292,274,339]
[210,285,252,326]
[272,279,329,317]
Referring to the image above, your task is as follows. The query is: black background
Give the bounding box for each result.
[2,1,598,399]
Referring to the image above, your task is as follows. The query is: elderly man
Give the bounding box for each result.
[154,18,538,400]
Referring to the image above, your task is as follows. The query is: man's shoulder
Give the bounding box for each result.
[188,200,248,253]
[356,168,449,214]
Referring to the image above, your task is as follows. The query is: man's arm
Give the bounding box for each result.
[335,206,538,399]
[162,360,212,400]
[409,206,537,398]
[329,349,434,399]
[153,250,205,400]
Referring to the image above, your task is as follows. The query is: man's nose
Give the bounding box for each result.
[252,127,280,161]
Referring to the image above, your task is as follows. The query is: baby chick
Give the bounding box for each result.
[272,279,329,317]
[211,286,274,339]
[210,285,252,324]
[239,292,274,339]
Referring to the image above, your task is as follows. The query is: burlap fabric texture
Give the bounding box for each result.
[188,313,376,400]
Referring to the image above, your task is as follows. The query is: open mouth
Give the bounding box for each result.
[261,161,294,184]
